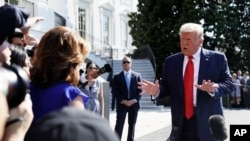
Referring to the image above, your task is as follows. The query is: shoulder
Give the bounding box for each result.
[163,52,183,66]
[95,79,103,85]
[65,85,88,100]
[202,48,226,57]
[114,71,123,77]
[165,52,183,62]
[201,48,229,64]
[131,71,141,76]
[65,84,82,93]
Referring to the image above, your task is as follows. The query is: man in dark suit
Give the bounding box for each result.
[138,23,234,141]
[112,56,142,141]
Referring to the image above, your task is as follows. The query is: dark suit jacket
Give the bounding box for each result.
[0,4,30,45]
[112,70,142,110]
[159,48,233,141]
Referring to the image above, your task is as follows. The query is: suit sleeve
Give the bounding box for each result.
[134,74,142,101]
[159,59,169,99]
[111,77,116,110]
[112,75,123,103]
[214,54,234,98]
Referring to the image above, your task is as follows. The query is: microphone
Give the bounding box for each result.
[209,115,228,141]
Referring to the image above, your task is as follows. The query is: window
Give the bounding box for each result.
[5,0,18,5]
[78,8,86,39]
[54,12,66,26]
[121,20,128,48]
[103,15,110,45]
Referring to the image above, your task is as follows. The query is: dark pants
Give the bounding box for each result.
[114,106,139,141]
[180,114,200,141]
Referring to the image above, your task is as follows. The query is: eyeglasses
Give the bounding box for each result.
[88,67,97,70]
[123,61,130,64]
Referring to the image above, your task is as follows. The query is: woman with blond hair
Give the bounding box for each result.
[29,26,91,123]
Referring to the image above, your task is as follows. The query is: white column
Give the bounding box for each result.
[103,81,110,121]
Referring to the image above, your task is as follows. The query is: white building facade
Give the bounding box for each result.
[2,0,138,64]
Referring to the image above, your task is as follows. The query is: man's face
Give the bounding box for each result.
[180,32,203,56]
[122,58,132,71]
[11,37,26,48]
[0,40,12,65]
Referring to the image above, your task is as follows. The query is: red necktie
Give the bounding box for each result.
[184,56,194,119]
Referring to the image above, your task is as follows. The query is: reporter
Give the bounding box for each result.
[0,4,44,47]
[10,46,31,77]
[0,63,33,141]
[29,26,91,123]
[3,94,33,141]
[8,32,38,49]
[0,4,43,141]
[0,92,8,140]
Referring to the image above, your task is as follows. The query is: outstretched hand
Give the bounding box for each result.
[138,79,159,96]
[195,80,219,93]
[21,16,44,35]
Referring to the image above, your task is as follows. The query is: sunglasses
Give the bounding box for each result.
[88,67,97,70]
[123,61,131,64]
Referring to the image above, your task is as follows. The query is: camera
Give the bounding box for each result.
[79,69,84,76]
[0,63,29,109]
[98,64,112,75]
[26,46,37,58]
[78,63,112,85]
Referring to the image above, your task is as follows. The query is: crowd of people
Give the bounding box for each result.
[231,70,250,108]
[3,3,247,141]
[0,4,119,141]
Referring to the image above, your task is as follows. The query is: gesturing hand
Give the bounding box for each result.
[138,79,159,96]
[21,16,44,35]
[195,80,219,93]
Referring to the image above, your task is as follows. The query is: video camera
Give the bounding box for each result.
[0,63,29,109]
[98,63,112,75]
[79,63,112,85]
[79,63,112,77]
[26,46,36,58]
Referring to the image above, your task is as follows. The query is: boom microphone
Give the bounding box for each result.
[209,115,228,141]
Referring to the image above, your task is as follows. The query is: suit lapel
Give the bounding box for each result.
[198,48,210,84]
[177,54,185,99]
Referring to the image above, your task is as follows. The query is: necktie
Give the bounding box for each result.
[125,72,130,98]
[184,56,194,119]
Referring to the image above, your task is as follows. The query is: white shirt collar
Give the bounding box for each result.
[186,47,201,60]
[123,70,131,75]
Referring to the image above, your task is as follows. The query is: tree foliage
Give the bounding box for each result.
[128,0,250,78]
